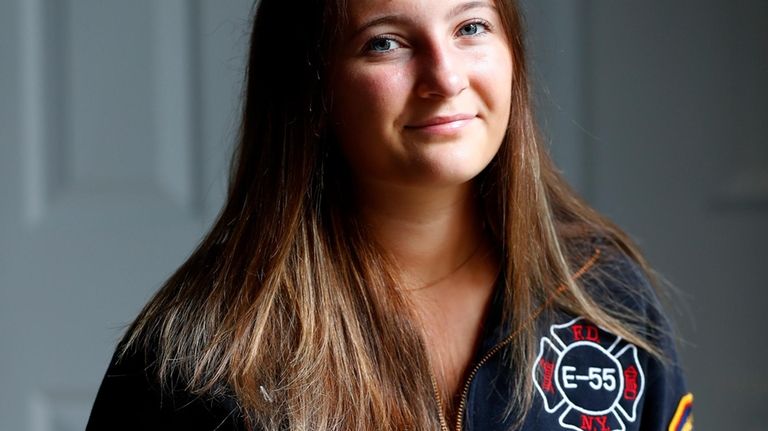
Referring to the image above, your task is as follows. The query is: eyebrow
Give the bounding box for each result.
[350,1,497,39]
[448,1,497,19]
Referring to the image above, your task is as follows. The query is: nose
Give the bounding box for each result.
[415,42,468,99]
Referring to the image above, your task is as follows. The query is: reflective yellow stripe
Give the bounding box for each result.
[668,393,694,431]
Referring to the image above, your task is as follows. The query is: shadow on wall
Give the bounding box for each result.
[523,1,768,430]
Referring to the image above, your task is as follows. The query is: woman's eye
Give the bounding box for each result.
[458,22,488,37]
[367,37,400,53]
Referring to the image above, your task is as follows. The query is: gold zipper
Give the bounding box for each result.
[432,248,601,431]
[430,370,451,431]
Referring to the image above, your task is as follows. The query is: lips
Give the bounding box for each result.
[405,113,477,129]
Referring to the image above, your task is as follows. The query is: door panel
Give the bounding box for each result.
[0,1,252,430]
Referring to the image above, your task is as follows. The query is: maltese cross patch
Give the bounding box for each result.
[533,317,645,431]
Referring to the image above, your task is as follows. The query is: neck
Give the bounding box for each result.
[354,179,489,290]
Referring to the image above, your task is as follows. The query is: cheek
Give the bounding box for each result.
[474,49,514,112]
[331,65,411,174]
[469,48,513,168]
[335,66,410,127]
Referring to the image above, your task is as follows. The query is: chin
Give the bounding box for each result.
[403,160,489,189]
[408,149,496,188]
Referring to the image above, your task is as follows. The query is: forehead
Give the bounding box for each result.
[344,0,499,24]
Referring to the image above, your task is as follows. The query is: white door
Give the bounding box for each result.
[0,1,252,430]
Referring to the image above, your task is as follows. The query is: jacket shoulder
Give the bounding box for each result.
[534,245,694,431]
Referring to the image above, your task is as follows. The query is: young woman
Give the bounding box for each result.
[87,0,692,430]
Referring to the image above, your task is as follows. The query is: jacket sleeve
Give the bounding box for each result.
[596,250,694,431]
[639,324,693,431]
[86,339,244,431]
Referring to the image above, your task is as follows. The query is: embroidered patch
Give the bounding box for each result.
[533,317,645,431]
[667,393,693,431]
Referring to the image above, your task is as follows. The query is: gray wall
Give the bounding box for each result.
[0,1,765,429]
[525,1,768,429]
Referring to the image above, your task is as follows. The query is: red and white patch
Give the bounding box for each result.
[533,317,645,431]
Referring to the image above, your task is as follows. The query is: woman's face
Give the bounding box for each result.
[330,0,513,190]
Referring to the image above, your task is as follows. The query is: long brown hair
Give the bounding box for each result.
[123,0,665,429]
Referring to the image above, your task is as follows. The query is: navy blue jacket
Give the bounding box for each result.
[458,249,692,431]
[87,248,692,431]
